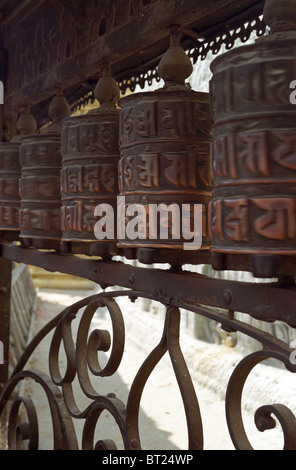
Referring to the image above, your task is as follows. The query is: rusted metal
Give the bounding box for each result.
[126,305,204,449]
[0,285,296,450]
[209,0,296,277]
[4,370,78,450]
[226,350,296,450]
[19,93,70,249]
[118,26,212,250]
[0,257,12,395]
[0,107,38,240]
[3,242,296,328]
[1,0,296,453]
[1,0,265,114]
[0,142,20,235]
[60,64,120,256]
[19,133,62,246]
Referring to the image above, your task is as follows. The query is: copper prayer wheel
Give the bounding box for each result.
[60,64,120,256]
[0,108,37,240]
[118,26,212,251]
[209,0,296,276]
[19,93,70,249]
[0,141,21,236]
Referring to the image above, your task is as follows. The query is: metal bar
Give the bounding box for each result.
[0,44,4,142]
[2,244,296,327]
[0,257,12,391]
[0,46,12,393]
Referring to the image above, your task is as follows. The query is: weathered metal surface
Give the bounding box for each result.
[61,113,119,244]
[2,242,296,328]
[0,0,265,114]
[61,65,120,251]
[0,257,11,394]
[1,109,38,241]
[1,0,296,453]
[19,133,62,243]
[0,142,20,233]
[0,285,296,449]
[225,350,296,450]
[209,5,296,276]
[19,93,70,247]
[118,28,212,250]
[118,90,212,249]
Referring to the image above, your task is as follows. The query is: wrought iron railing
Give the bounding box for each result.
[0,245,296,450]
[1,0,296,453]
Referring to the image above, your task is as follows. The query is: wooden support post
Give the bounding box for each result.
[0,45,12,446]
[0,256,12,447]
[0,45,11,392]
[0,258,11,392]
[0,84,3,143]
[0,42,5,142]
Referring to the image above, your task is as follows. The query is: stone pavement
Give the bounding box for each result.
[20,286,296,450]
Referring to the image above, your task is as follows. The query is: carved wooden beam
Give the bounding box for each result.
[2,0,264,112]
[0,0,45,28]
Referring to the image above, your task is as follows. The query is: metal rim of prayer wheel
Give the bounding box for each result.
[117,25,212,252]
[209,0,296,277]
[60,63,120,257]
[0,141,21,236]
[0,107,37,241]
[19,92,70,249]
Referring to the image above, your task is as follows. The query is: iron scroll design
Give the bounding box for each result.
[0,288,296,450]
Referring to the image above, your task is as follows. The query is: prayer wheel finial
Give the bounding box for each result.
[157,24,193,89]
[263,0,296,34]
[93,62,120,113]
[45,89,71,133]
[15,105,37,137]
[19,96,66,248]
[60,63,121,254]
[117,23,212,252]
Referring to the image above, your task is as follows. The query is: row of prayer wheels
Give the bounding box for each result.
[0,0,295,277]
